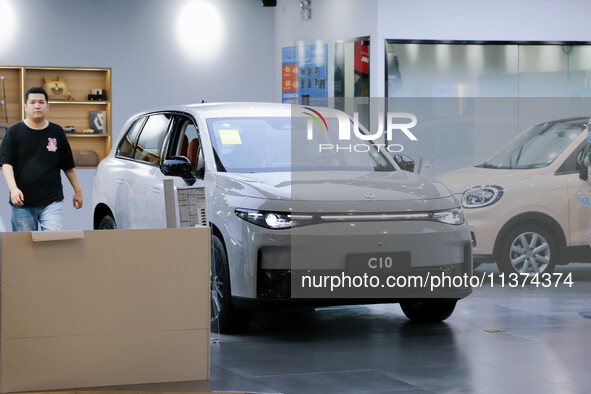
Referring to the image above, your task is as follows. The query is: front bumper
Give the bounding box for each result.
[250,220,473,300]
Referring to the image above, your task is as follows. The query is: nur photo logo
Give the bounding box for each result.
[303,106,328,136]
[302,107,419,154]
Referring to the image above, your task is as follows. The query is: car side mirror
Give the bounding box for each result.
[161,156,193,179]
[393,154,415,172]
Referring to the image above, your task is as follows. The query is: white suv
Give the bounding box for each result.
[437,117,591,275]
[93,102,472,332]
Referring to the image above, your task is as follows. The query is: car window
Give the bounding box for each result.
[575,143,588,170]
[133,114,172,164]
[486,122,585,169]
[166,115,205,177]
[185,123,205,175]
[117,117,145,159]
[205,116,395,173]
[185,123,199,142]
[555,140,587,174]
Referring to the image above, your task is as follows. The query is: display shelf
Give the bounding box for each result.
[49,100,109,105]
[0,66,111,166]
[24,67,110,102]
[0,66,23,130]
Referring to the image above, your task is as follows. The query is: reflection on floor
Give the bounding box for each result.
[96,264,591,393]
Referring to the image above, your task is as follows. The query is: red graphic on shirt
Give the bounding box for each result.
[47,138,58,152]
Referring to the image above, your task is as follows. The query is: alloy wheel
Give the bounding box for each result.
[508,231,551,274]
[211,246,224,324]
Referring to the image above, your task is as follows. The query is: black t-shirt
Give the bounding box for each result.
[0,121,75,207]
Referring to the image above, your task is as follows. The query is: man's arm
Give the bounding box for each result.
[64,168,83,209]
[1,164,24,206]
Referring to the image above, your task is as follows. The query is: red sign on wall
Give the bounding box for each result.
[282,78,299,92]
[282,64,299,92]
[282,64,299,79]
[354,41,369,75]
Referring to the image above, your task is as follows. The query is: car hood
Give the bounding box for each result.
[215,171,453,202]
[436,166,532,195]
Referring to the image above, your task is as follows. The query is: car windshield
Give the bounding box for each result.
[482,122,584,169]
[206,116,396,173]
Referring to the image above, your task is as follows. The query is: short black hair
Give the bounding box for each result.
[25,87,49,103]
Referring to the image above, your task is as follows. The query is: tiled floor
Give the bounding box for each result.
[95,263,591,393]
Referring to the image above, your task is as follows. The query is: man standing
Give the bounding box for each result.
[0,87,82,231]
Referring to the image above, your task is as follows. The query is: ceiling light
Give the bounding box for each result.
[0,0,16,53]
[176,1,224,62]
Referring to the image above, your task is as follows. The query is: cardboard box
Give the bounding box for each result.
[0,228,210,393]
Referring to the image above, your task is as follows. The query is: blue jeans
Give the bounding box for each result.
[11,200,64,232]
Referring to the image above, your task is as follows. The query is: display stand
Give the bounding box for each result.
[0,228,210,393]
[162,179,219,342]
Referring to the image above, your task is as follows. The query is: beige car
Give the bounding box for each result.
[437,117,591,275]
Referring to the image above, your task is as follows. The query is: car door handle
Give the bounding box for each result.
[113,178,124,184]
[151,186,161,194]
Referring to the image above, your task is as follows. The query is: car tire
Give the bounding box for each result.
[211,234,252,333]
[497,224,556,276]
[97,215,117,229]
[399,299,457,323]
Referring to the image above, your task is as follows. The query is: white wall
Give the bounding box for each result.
[1,0,275,131]
[0,0,275,230]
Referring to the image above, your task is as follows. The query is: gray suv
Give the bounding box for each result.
[93,102,473,332]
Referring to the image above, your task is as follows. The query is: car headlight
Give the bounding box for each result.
[235,208,293,229]
[461,185,504,208]
[431,208,465,225]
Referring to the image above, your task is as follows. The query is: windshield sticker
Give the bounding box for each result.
[219,129,242,145]
[576,189,591,206]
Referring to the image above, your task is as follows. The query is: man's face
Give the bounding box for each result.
[25,93,49,121]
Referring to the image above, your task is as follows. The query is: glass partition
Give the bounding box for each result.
[386,40,591,98]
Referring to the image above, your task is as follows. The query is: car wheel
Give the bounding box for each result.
[211,234,252,333]
[97,215,117,229]
[400,299,457,323]
[497,224,556,276]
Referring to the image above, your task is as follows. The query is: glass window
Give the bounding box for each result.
[184,123,198,141]
[574,143,588,171]
[386,42,519,97]
[485,121,584,169]
[134,114,172,164]
[383,41,591,175]
[117,117,145,159]
[168,116,198,158]
[206,116,395,173]
[385,41,591,98]
[184,122,205,175]
[555,140,587,175]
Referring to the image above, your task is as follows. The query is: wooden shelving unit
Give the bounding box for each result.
[0,66,111,167]
[0,67,23,129]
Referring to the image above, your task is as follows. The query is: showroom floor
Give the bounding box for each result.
[92,264,590,393]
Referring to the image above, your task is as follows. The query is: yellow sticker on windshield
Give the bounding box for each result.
[219,129,242,145]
